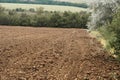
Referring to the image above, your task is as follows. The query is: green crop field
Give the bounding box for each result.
[0,3,87,12]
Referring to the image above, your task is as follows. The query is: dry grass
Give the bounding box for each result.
[0,3,87,12]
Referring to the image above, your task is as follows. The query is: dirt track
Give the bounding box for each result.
[0,26,120,80]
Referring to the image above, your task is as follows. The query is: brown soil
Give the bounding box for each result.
[0,26,120,80]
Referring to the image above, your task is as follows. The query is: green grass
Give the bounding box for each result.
[0,3,87,12]
[90,31,106,48]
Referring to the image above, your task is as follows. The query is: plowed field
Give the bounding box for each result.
[0,26,120,80]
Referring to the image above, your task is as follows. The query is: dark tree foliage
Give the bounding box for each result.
[108,10,120,57]
[0,6,89,29]
[99,10,120,58]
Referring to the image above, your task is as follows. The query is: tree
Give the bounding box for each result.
[0,5,5,14]
[89,0,120,58]
[36,15,49,27]
[108,10,120,57]
[100,10,120,58]
[29,8,35,12]
[36,7,44,15]
[19,13,31,26]
[87,0,120,30]
[50,12,62,27]
[8,10,17,15]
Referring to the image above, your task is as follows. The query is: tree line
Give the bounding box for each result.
[0,6,89,29]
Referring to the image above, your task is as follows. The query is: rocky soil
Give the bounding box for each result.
[0,26,120,80]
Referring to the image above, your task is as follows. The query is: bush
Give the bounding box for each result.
[99,10,120,58]
[0,6,89,29]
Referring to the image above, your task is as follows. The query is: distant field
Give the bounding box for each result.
[55,0,86,3]
[0,3,87,12]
